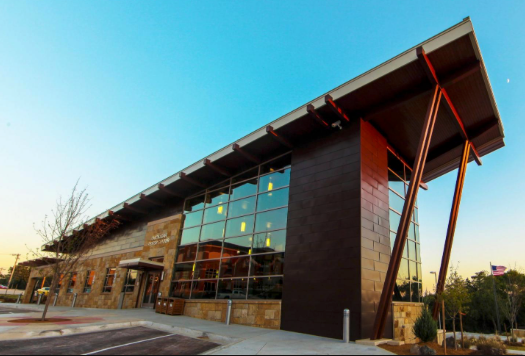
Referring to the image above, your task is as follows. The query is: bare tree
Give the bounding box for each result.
[502,268,525,338]
[442,265,470,349]
[30,182,119,321]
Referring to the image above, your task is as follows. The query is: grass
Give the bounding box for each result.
[0,295,19,303]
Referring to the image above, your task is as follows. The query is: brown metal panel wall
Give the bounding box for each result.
[281,120,363,340]
[360,120,393,339]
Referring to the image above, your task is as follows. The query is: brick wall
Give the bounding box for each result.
[392,302,424,344]
[360,120,392,339]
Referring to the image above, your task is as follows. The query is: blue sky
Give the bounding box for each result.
[0,1,523,289]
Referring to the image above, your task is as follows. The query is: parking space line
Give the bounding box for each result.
[82,334,177,355]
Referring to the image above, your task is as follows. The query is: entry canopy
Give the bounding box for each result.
[79,17,504,231]
[118,258,164,271]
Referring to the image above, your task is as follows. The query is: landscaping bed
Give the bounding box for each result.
[380,342,479,355]
[0,295,19,303]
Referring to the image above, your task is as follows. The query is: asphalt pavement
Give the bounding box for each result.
[0,327,219,355]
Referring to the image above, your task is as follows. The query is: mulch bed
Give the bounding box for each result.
[8,318,72,324]
[380,342,481,355]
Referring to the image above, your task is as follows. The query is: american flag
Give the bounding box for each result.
[492,265,507,276]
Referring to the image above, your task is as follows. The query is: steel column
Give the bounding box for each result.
[432,140,471,320]
[372,85,442,340]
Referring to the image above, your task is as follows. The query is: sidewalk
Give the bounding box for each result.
[0,303,392,355]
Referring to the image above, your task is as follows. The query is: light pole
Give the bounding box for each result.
[430,271,442,330]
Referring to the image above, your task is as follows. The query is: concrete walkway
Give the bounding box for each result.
[0,303,392,355]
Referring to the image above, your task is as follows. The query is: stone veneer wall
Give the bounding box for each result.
[392,302,424,344]
[183,300,282,330]
[23,214,182,309]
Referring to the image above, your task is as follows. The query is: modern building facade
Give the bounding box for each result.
[23,18,505,341]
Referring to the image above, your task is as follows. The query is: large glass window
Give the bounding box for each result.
[388,151,423,303]
[83,271,96,293]
[102,268,116,294]
[123,270,138,293]
[172,153,291,300]
[67,273,77,294]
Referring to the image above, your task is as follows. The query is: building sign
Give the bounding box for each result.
[148,232,170,247]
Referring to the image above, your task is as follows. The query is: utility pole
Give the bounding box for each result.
[490,262,502,334]
[7,254,20,290]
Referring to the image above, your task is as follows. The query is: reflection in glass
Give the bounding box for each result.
[394,280,410,302]
[200,222,225,242]
[411,282,421,303]
[203,204,228,224]
[181,227,200,245]
[417,263,423,283]
[174,263,194,281]
[260,154,291,175]
[185,195,205,212]
[251,253,284,276]
[409,223,416,241]
[225,215,255,237]
[217,279,248,300]
[389,190,405,214]
[205,189,229,208]
[232,168,258,184]
[184,210,203,228]
[171,282,192,299]
[408,241,417,261]
[257,188,289,212]
[228,197,256,218]
[398,259,409,280]
[259,169,290,193]
[191,280,218,299]
[389,210,401,233]
[194,260,220,280]
[390,231,396,251]
[255,208,288,232]
[249,277,284,300]
[196,241,223,261]
[253,230,286,254]
[222,236,253,258]
[176,244,198,263]
[231,179,257,201]
[219,256,251,278]
[410,261,418,281]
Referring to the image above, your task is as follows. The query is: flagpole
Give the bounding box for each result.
[490,262,502,334]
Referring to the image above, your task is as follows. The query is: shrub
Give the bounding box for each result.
[463,336,478,349]
[413,308,438,343]
[476,337,507,355]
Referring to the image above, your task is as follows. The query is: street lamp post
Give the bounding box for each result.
[430,271,443,330]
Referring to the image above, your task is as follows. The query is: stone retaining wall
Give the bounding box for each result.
[183,300,281,330]
[392,302,424,344]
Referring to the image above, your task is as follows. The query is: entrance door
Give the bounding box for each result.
[141,272,160,308]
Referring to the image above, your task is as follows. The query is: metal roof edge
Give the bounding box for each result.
[87,18,478,225]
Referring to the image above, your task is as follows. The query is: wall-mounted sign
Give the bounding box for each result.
[148,232,170,247]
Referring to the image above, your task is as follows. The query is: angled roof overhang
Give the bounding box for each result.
[118,258,164,271]
[80,18,504,233]
[19,258,64,268]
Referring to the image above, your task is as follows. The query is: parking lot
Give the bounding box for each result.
[0,327,220,355]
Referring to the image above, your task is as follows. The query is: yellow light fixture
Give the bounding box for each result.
[217,205,224,214]
[192,264,196,272]
[268,182,274,191]
[241,222,246,232]
[249,249,252,255]
[266,238,271,247]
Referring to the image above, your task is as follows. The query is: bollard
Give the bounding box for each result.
[37,294,42,306]
[16,294,22,304]
[53,294,58,307]
[72,293,78,308]
[226,299,233,326]
[343,309,350,343]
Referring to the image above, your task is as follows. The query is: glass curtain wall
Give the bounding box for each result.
[171,153,291,300]
[388,151,422,303]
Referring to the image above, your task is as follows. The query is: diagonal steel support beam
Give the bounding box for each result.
[417,46,482,166]
[372,85,442,340]
[266,126,293,149]
[432,140,470,320]
[325,95,351,123]
[232,144,261,164]
[204,159,232,177]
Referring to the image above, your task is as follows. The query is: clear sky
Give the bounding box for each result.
[0,1,523,290]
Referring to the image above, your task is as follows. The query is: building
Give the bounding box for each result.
[22,18,505,342]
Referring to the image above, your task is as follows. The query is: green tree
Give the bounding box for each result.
[442,267,470,349]
[501,269,525,337]
[467,272,504,334]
